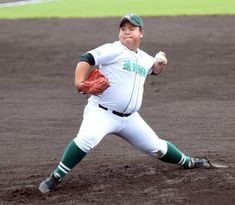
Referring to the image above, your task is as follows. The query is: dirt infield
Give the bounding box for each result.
[0,16,235,205]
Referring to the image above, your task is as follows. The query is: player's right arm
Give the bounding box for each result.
[75,42,117,93]
[75,53,95,93]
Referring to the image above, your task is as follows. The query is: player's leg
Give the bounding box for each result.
[39,139,87,193]
[117,113,192,168]
[39,103,120,193]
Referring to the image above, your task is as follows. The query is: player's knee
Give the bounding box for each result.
[74,136,93,153]
[147,139,168,158]
[149,149,165,158]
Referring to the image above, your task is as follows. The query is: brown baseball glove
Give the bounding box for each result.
[79,68,110,95]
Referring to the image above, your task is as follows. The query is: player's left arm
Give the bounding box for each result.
[152,51,167,75]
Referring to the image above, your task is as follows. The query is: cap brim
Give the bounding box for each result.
[120,17,139,27]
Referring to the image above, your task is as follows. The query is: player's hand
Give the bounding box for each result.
[155,51,167,65]
[78,68,110,96]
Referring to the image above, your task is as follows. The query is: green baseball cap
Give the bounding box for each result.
[120,14,144,29]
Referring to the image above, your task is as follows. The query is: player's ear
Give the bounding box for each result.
[140,31,144,38]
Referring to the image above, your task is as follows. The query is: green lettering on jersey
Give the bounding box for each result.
[123,60,132,71]
[132,63,139,73]
[123,60,147,77]
[139,66,147,77]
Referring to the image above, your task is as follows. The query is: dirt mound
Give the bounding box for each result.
[0,16,234,204]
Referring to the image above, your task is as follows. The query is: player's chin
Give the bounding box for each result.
[121,39,133,47]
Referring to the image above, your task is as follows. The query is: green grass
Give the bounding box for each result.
[0,0,235,19]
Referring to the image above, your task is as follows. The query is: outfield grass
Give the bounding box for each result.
[0,0,235,19]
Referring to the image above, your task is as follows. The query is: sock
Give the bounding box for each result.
[159,141,191,169]
[54,140,87,179]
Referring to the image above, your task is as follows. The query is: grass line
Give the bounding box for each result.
[0,0,235,19]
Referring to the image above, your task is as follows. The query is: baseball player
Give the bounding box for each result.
[39,14,212,193]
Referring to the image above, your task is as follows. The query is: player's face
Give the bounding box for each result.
[119,22,143,52]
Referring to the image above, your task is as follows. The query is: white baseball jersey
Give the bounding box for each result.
[88,41,156,114]
[74,41,167,157]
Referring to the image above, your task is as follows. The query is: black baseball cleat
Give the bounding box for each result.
[39,173,62,193]
[189,158,212,168]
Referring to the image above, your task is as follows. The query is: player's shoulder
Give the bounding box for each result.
[138,48,154,59]
[105,41,123,52]
[95,41,122,53]
[99,41,121,48]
